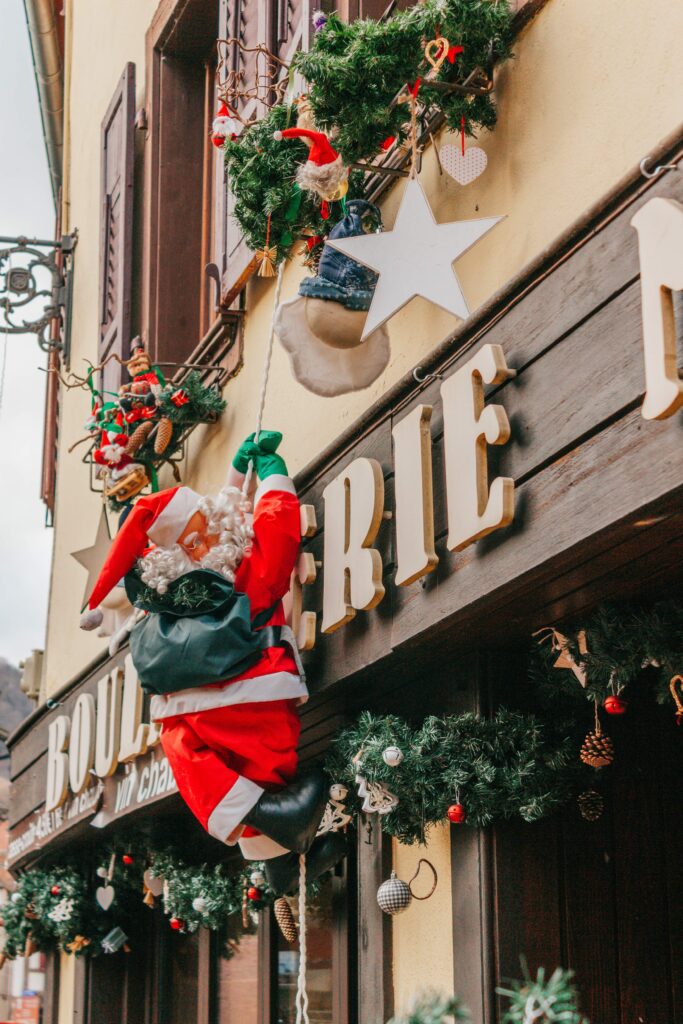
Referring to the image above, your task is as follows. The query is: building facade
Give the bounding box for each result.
[7,0,683,1021]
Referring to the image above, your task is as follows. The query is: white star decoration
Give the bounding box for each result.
[327,177,504,339]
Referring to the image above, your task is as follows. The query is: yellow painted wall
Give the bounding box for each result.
[392,826,454,1013]
[45,0,683,694]
[56,951,75,1024]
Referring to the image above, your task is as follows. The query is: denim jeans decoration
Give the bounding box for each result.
[299,199,382,311]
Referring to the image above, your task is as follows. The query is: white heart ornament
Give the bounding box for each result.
[96,885,115,911]
[143,870,164,898]
[440,145,487,186]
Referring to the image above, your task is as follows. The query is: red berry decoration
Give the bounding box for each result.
[247,886,262,901]
[122,854,134,866]
[170,917,184,931]
[447,803,466,824]
[603,695,628,715]
[50,885,61,896]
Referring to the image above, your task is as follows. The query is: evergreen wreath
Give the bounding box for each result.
[325,708,575,845]
[224,105,358,257]
[294,0,514,165]
[530,599,683,708]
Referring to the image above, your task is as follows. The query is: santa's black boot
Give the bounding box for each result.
[265,832,348,897]
[243,768,328,855]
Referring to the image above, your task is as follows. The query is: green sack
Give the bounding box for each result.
[125,568,280,696]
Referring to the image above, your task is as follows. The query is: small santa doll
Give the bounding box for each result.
[211,101,241,148]
[80,431,344,894]
[92,411,142,482]
[273,127,349,202]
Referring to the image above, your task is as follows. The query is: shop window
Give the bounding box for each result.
[271,858,355,1024]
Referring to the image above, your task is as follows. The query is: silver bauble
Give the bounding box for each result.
[382,746,404,767]
[376,872,412,915]
[249,871,266,888]
[192,896,208,914]
[329,783,349,802]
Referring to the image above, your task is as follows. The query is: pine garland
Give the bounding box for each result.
[531,599,683,708]
[224,105,355,256]
[293,0,514,165]
[326,709,575,844]
[127,372,226,469]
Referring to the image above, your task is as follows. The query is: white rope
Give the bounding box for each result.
[242,259,286,498]
[295,853,309,1024]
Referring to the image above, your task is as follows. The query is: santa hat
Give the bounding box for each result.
[273,127,348,201]
[80,486,201,628]
[273,127,339,166]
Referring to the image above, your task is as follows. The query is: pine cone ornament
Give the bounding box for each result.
[577,789,604,822]
[580,729,614,768]
[154,416,173,455]
[274,897,297,943]
[125,420,154,456]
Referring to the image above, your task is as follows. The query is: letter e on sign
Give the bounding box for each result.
[441,344,515,553]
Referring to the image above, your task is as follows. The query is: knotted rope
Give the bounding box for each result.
[295,853,309,1024]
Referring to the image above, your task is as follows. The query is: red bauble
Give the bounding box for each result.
[170,917,184,931]
[50,885,61,896]
[247,887,262,901]
[603,695,628,715]
[122,854,134,866]
[447,803,466,824]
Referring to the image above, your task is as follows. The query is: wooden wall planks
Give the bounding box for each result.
[293,166,683,699]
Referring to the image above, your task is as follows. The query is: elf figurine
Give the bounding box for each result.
[80,431,345,894]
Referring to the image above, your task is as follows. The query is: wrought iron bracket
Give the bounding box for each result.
[0,232,77,362]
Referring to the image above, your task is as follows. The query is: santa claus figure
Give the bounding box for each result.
[80,431,344,894]
[211,101,241,148]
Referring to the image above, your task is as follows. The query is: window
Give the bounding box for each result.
[270,853,355,1024]
[99,63,135,396]
[145,0,221,366]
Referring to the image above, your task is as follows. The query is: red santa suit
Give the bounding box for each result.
[150,473,308,859]
[80,473,307,862]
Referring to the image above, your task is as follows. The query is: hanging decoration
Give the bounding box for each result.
[328,709,575,844]
[439,142,488,185]
[274,897,298,943]
[577,789,604,823]
[223,104,347,261]
[376,859,438,917]
[274,198,391,396]
[327,174,503,339]
[579,707,615,770]
[293,0,513,165]
[64,344,226,510]
[531,600,683,708]
[219,0,512,272]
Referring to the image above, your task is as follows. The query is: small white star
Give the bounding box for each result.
[328,177,503,339]
[72,509,111,610]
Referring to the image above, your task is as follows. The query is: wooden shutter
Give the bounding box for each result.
[99,63,135,397]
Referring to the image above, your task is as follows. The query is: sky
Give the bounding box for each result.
[0,0,55,666]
